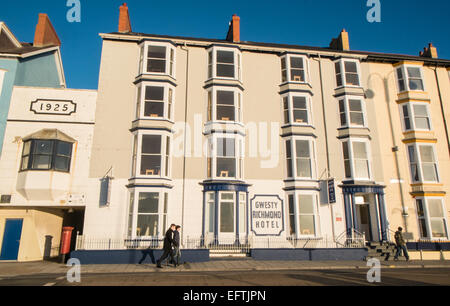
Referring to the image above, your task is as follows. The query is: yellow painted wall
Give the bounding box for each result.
[0,208,63,262]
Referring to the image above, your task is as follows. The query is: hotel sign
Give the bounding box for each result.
[250,195,284,236]
[30,99,77,116]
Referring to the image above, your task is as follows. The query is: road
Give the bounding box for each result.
[1,268,449,286]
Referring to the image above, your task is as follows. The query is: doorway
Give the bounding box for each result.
[0,219,23,261]
[356,204,372,241]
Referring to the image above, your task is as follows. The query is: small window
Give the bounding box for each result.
[396,65,425,92]
[286,192,318,238]
[335,59,361,87]
[280,55,309,83]
[20,139,73,172]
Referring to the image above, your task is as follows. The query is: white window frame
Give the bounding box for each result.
[281,92,313,126]
[207,46,242,81]
[285,136,317,180]
[399,102,432,132]
[139,41,176,78]
[280,54,310,84]
[341,138,373,181]
[415,197,449,240]
[0,69,6,98]
[396,65,426,93]
[206,86,243,124]
[337,95,367,128]
[127,189,169,239]
[207,133,244,180]
[133,130,172,179]
[135,82,176,121]
[238,192,247,235]
[205,191,216,236]
[218,191,236,236]
[285,191,319,239]
[334,59,362,88]
[407,143,440,183]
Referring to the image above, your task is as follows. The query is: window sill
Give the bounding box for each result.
[134,73,177,86]
[18,169,70,174]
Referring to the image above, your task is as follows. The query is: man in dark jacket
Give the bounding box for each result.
[156,224,176,268]
[394,227,410,261]
[172,225,181,267]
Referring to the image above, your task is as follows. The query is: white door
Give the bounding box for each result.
[218,192,235,243]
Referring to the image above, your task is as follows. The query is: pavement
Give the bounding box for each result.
[1,257,450,279]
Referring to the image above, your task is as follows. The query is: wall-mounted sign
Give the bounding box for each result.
[30,99,77,116]
[250,195,284,236]
[328,179,336,204]
[67,193,86,205]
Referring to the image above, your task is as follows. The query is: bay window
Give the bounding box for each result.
[133,131,171,178]
[128,190,169,238]
[207,134,244,180]
[139,41,176,78]
[20,139,73,173]
[396,65,424,92]
[338,97,366,127]
[342,139,371,180]
[136,83,175,120]
[416,198,448,240]
[335,59,361,87]
[400,103,432,131]
[206,87,243,123]
[281,54,309,83]
[407,144,439,183]
[282,93,312,126]
[285,137,316,179]
[286,192,319,238]
[207,46,242,81]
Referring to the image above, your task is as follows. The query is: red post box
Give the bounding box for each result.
[60,226,74,258]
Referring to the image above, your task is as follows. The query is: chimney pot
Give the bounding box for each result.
[226,14,240,43]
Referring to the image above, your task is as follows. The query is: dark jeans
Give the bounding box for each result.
[157,248,174,265]
[394,245,409,260]
[173,247,181,265]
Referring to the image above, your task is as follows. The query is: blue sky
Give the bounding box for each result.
[1,0,449,89]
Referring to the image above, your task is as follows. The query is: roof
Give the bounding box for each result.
[103,31,450,67]
[0,42,58,56]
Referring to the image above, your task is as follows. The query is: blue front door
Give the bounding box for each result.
[0,219,23,260]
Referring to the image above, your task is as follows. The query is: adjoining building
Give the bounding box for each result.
[0,14,66,156]
[81,4,449,252]
[0,15,97,262]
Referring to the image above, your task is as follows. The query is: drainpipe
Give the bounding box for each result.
[180,42,190,242]
[432,65,450,157]
[312,54,335,240]
[381,75,408,234]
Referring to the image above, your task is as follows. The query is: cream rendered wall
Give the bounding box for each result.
[366,62,450,240]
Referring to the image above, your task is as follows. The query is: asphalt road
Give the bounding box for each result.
[1,268,449,286]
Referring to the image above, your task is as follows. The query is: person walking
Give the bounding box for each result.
[172,225,181,267]
[156,224,176,268]
[394,226,410,261]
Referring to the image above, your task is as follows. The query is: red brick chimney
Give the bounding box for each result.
[33,13,61,47]
[118,3,132,33]
[226,14,240,43]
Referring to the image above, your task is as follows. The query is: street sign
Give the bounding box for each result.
[328,179,336,204]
